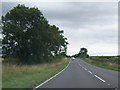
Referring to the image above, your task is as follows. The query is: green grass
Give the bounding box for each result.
[2,58,69,88]
[81,57,120,72]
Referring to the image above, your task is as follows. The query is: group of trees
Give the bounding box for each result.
[2,5,68,63]
[72,48,89,58]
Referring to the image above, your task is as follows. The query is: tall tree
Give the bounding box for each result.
[2,4,68,63]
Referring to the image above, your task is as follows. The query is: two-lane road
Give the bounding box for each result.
[35,58,119,88]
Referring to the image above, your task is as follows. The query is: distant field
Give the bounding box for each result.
[2,58,69,88]
[81,56,120,72]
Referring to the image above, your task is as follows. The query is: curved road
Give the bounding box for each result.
[35,58,119,89]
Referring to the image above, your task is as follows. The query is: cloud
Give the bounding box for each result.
[1,2,118,56]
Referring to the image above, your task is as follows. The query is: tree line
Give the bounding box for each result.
[2,4,68,64]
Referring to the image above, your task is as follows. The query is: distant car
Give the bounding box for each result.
[71,57,75,60]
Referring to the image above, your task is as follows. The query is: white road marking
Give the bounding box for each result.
[78,63,83,68]
[78,63,87,71]
[79,64,82,66]
[107,83,110,85]
[88,71,92,74]
[77,60,111,86]
[81,66,84,68]
[82,67,86,69]
[94,75,106,82]
[78,63,88,71]
[33,60,71,89]
[78,63,82,66]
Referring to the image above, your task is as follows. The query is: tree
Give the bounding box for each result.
[79,48,88,58]
[2,4,68,63]
[71,48,89,58]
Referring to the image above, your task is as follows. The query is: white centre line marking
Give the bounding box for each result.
[107,84,110,85]
[78,63,88,71]
[78,61,109,86]
[88,71,92,74]
[78,63,83,68]
[94,75,106,82]
[82,67,85,69]
[82,66,84,68]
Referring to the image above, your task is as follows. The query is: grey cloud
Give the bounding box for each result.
[41,2,117,27]
[2,2,117,27]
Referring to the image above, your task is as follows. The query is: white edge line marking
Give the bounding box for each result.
[33,59,71,89]
[94,75,106,82]
[88,71,92,74]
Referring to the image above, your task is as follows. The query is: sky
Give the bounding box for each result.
[1,1,118,56]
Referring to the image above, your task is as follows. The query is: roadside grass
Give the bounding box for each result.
[2,58,69,88]
[80,56,120,72]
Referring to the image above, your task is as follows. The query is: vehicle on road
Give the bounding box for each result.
[71,57,75,60]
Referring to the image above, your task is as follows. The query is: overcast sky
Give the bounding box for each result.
[1,2,118,56]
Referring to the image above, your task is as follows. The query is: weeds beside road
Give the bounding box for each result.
[81,56,120,72]
[2,58,69,88]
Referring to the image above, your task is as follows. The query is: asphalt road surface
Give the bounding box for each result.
[36,58,119,88]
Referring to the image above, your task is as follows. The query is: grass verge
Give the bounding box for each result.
[80,58,120,72]
[2,58,69,88]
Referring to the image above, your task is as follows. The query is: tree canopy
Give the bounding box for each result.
[2,4,68,63]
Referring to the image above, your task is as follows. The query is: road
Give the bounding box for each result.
[35,58,119,89]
